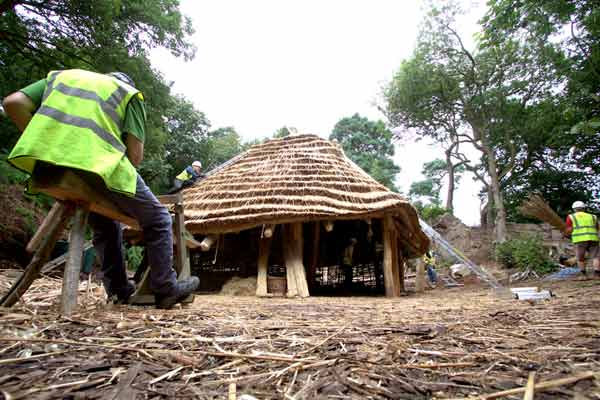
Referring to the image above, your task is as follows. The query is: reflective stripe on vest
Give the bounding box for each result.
[570,212,599,243]
[8,69,140,195]
[176,168,193,182]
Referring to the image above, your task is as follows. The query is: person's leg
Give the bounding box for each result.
[575,243,587,274]
[426,265,437,284]
[104,174,177,295]
[87,213,131,299]
[588,242,600,273]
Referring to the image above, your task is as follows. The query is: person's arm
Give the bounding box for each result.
[564,216,573,237]
[125,133,144,167]
[2,92,36,132]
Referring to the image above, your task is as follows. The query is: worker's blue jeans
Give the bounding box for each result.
[87,174,177,298]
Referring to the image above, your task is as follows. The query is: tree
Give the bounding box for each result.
[0,0,197,191]
[330,113,401,192]
[483,0,600,215]
[273,126,296,138]
[384,1,559,241]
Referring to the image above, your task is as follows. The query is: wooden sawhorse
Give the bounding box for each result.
[0,166,195,315]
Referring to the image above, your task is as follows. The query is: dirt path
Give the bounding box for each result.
[0,274,598,399]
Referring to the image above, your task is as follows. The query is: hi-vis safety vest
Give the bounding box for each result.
[176,167,194,182]
[570,211,599,243]
[8,69,140,196]
[423,253,436,266]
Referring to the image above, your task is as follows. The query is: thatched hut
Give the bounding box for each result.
[182,134,429,297]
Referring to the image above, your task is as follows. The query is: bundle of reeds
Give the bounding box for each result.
[519,194,566,231]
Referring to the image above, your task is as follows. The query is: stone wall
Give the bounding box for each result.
[431,214,565,263]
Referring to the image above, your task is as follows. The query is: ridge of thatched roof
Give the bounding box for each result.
[182,134,428,253]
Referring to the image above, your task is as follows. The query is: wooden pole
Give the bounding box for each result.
[415,258,425,294]
[284,223,309,298]
[382,214,398,297]
[173,192,186,276]
[199,235,218,252]
[26,202,64,253]
[391,228,401,297]
[1,203,73,307]
[61,205,89,316]
[255,236,272,297]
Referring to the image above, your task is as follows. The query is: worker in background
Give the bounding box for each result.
[342,238,358,290]
[423,250,438,288]
[169,160,204,193]
[564,201,600,276]
[3,69,199,308]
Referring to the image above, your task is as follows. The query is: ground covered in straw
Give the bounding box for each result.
[0,273,599,399]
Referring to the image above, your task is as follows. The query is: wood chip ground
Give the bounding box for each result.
[0,271,599,399]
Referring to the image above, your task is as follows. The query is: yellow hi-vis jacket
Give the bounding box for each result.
[8,69,140,196]
[570,211,599,243]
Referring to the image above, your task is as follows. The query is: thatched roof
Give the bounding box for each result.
[183,134,428,254]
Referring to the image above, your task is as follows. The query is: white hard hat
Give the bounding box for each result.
[572,201,586,209]
[192,160,202,168]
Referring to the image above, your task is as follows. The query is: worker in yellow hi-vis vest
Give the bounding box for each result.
[169,160,204,193]
[3,69,198,308]
[564,201,600,275]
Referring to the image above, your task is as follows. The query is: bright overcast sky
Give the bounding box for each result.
[150,0,487,226]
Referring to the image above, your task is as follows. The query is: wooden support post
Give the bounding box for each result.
[398,248,406,294]
[173,192,187,277]
[284,223,310,298]
[26,202,64,253]
[391,228,401,297]
[256,236,272,297]
[1,203,73,307]
[382,214,399,297]
[307,221,320,290]
[200,235,218,252]
[415,258,425,294]
[61,205,89,316]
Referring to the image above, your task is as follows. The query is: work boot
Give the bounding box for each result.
[155,277,199,309]
[107,280,136,305]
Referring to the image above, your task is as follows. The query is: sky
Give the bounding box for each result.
[150,0,486,226]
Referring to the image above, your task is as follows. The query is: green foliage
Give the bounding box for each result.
[412,201,448,223]
[15,206,36,235]
[330,113,401,191]
[0,153,26,185]
[126,245,144,271]
[273,126,294,138]
[495,235,558,274]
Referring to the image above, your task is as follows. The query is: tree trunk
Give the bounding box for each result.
[445,148,455,212]
[481,141,507,242]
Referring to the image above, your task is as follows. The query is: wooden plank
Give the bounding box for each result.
[284,223,309,298]
[31,167,139,230]
[61,206,89,316]
[0,203,74,307]
[108,362,141,400]
[256,236,272,297]
[157,194,180,205]
[26,203,64,253]
[382,214,398,297]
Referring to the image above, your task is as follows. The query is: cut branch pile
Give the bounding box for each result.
[519,194,567,232]
[0,270,599,399]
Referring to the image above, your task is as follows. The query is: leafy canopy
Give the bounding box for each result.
[330,113,401,192]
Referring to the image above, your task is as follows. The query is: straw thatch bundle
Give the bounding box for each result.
[182,134,428,252]
[519,194,566,231]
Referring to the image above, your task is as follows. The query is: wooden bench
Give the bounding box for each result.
[0,165,196,314]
